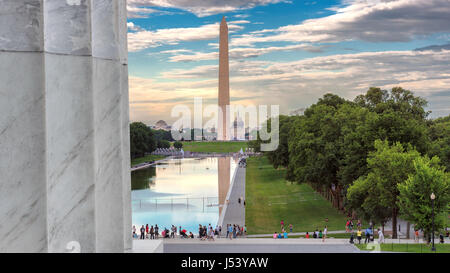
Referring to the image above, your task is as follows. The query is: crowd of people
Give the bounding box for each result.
[132,223,248,240]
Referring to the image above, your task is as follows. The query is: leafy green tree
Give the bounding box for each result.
[130,122,156,159]
[398,156,450,240]
[355,87,430,153]
[356,140,421,238]
[346,176,391,231]
[428,115,450,172]
[173,141,183,149]
[157,139,171,149]
[288,94,348,209]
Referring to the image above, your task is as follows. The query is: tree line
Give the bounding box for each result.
[249,87,450,239]
[130,122,182,159]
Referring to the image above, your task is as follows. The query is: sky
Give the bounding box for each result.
[126,0,450,125]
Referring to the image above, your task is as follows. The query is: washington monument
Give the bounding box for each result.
[218,16,230,141]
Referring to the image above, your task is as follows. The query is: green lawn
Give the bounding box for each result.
[355,243,450,253]
[245,156,348,235]
[131,155,166,167]
[181,141,247,153]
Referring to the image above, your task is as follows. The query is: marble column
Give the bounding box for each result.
[0,0,47,253]
[0,0,130,253]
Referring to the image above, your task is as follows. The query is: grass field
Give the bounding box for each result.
[355,243,450,253]
[181,141,248,153]
[131,155,166,167]
[245,156,348,235]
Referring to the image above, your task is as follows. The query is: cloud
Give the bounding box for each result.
[130,48,450,124]
[414,43,450,52]
[128,21,246,51]
[165,44,326,62]
[127,0,289,17]
[230,0,450,46]
[127,22,141,31]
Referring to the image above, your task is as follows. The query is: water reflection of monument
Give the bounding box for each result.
[218,157,230,216]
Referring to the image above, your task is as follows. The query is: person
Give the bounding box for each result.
[278,233,282,239]
[349,232,355,244]
[364,227,371,244]
[284,231,288,238]
[140,225,145,240]
[280,220,284,229]
[244,225,247,236]
[322,226,327,242]
[319,230,323,239]
[233,225,237,238]
[356,229,362,244]
[305,232,309,239]
[313,229,318,239]
[414,229,419,243]
[346,220,350,232]
[273,232,278,239]
[439,233,445,244]
[209,227,215,241]
[170,225,175,238]
[155,224,159,239]
[349,220,354,232]
[238,197,241,204]
[228,224,233,240]
[145,224,149,239]
[289,224,293,233]
[150,225,155,240]
[378,228,384,244]
[357,220,362,229]
[132,225,136,237]
[189,232,194,239]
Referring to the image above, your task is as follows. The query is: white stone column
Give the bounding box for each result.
[44,0,96,253]
[0,0,47,253]
[0,0,130,253]
[118,0,132,251]
[92,0,125,253]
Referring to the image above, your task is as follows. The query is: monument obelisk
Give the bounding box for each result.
[218,16,230,141]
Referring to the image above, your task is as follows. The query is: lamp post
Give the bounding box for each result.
[430,192,436,252]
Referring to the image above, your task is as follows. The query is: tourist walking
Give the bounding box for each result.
[155,224,159,239]
[322,226,327,242]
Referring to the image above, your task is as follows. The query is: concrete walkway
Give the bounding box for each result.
[162,238,360,253]
[247,230,348,238]
[218,166,246,234]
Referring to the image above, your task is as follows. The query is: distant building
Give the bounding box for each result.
[151,120,172,131]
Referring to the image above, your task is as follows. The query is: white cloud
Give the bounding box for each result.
[128,21,246,51]
[127,0,289,17]
[230,0,450,46]
[165,43,325,62]
[130,48,450,123]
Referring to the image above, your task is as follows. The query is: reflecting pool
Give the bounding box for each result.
[131,157,237,234]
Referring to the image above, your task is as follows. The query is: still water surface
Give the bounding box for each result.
[131,157,236,234]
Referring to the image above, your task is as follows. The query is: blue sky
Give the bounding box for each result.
[126,0,450,124]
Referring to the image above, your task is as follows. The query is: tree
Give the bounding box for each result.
[130,122,156,159]
[355,140,421,238]
[346,176,391,231]
[173,141,183,149]
[265,115,298,169]
[398,156,450,241]
[428,115,450,172]
[157,139,171,149]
